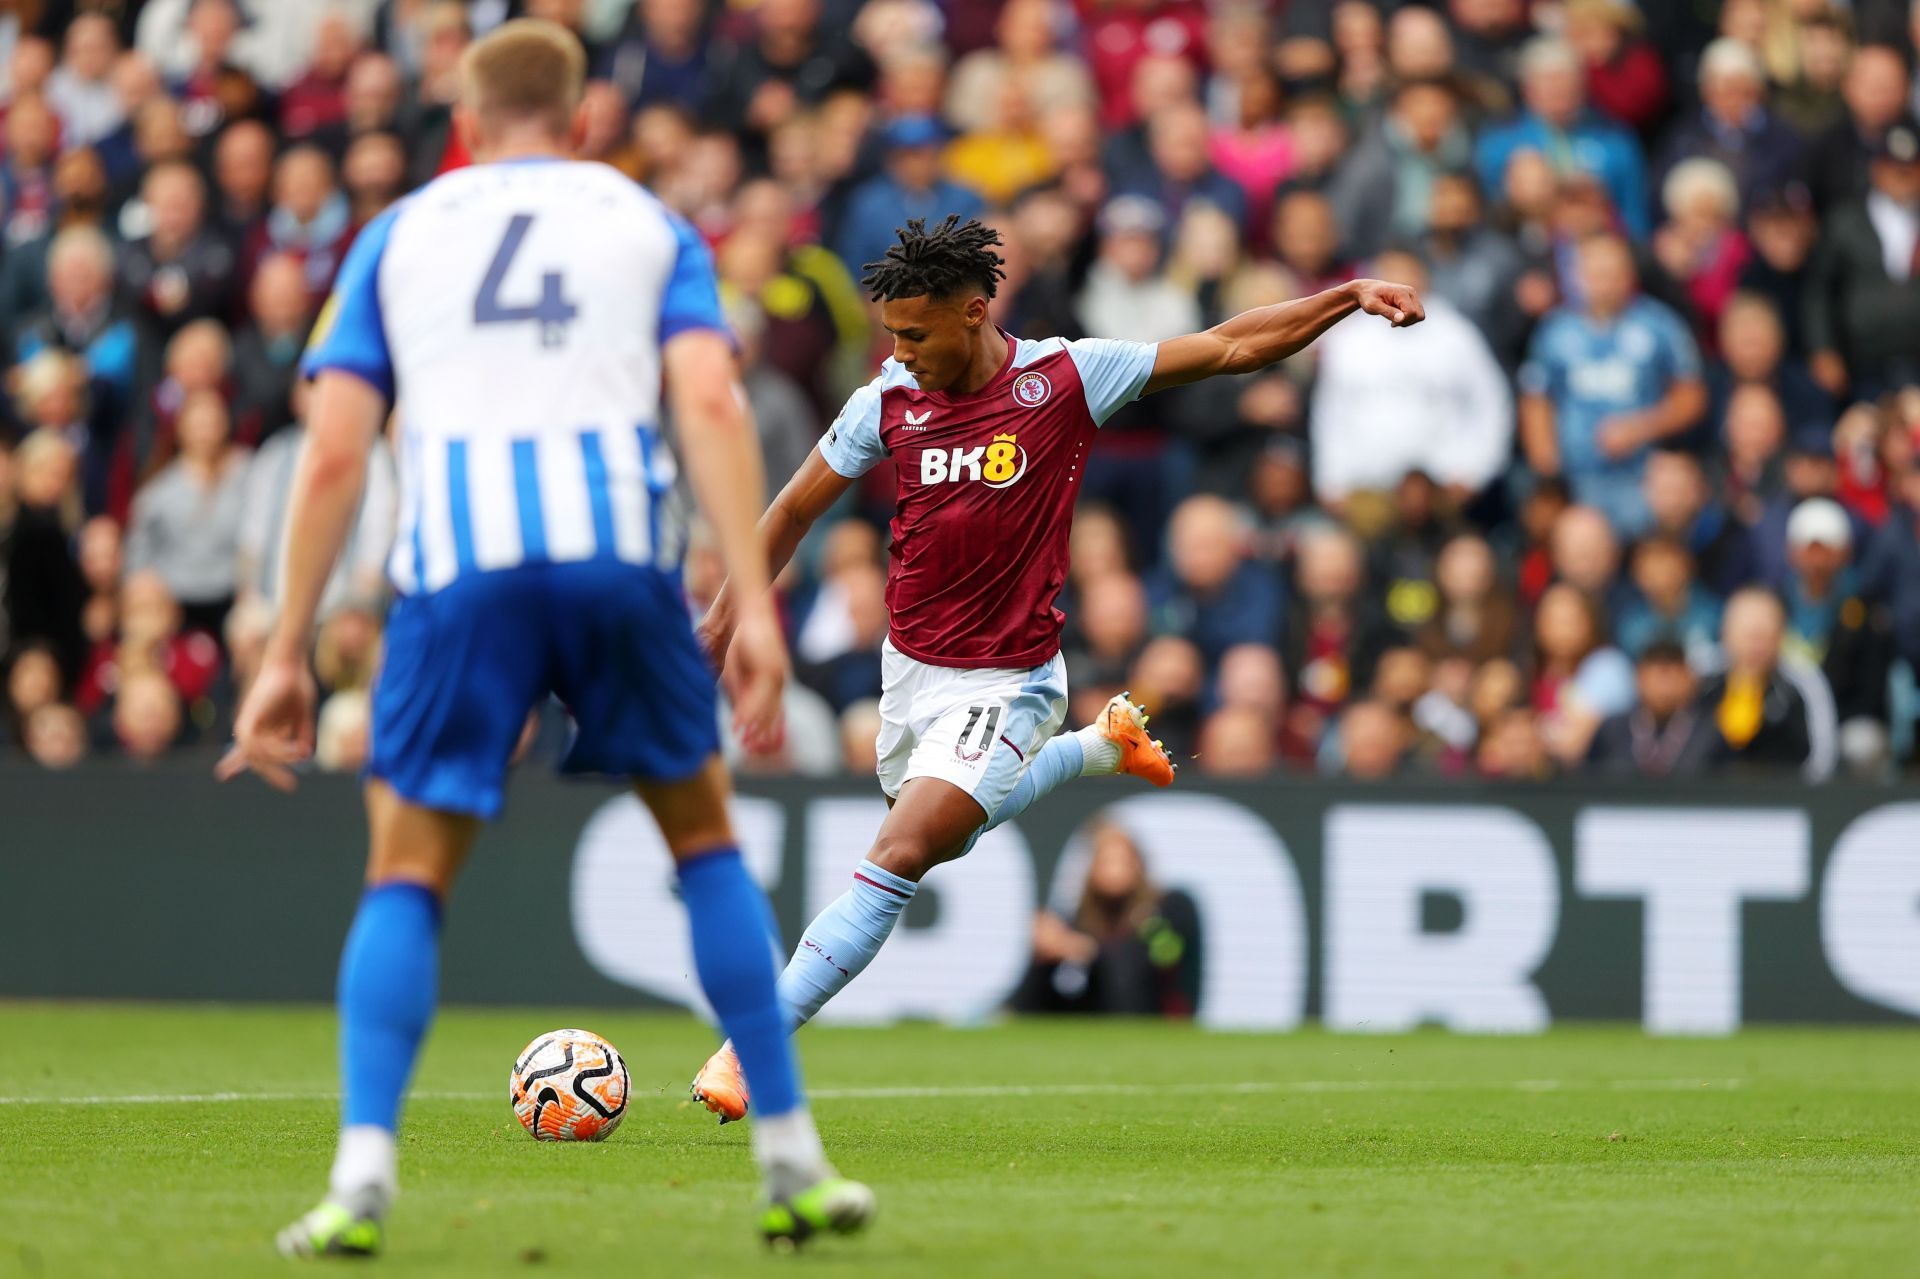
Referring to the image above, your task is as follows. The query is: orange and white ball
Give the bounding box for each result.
[509,1028,629,1142]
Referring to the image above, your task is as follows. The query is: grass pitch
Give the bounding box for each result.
[1,1006,1915,1278]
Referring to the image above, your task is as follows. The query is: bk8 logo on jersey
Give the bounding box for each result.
[920,433,1028,488]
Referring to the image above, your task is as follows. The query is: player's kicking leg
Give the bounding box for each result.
[637,758,875,1247]
[692,688,1173,1122]
[277,780,476,1258]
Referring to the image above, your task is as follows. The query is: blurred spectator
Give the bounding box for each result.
[1282,525,1391,758]
[1657,38,1801,216]
[834,115,981,276]
[1721,382,1788,525]
[1614,535,1721,665]
[277,10,357,141]
[24,701,86,767]
[1115,99,1247,232]
[600,0,710,112]
[1476,36,1649,239]
[1195,702,1272,777]
[1805,116,1920,401]
[1064,570,1147,699]
[1332,78,1473,260]
[1,429,86,679]
[1420,169,1529,364]
[1148,495,1281,669]
[1563,0,1668,141]
[121,159,238,346]
[942,77,1054,207]
[342,131,408,227]
[75,515,122,648]
[230,253,315,443]
[1702,586,1832,778]
[314,687,371,773]
[838,698,882,775]
[945,0,1094,136]
[794,558,886,713]
[1127,635,1203,760]
[1738,219,1815,370]
[1587,639,1723,776]
[2,93,59,248]
[247,145,353,308]
[1653,158,1750,344]
[1641,448,1752,596]
[212,117,274,247]
[1806,43,1911,214]
[704,0,875,149]
[1548,503,1630,618]
[1418,531,1518,665]
[1078,196,1202,547]
[1014,822,1201,1017]
[46,13,123,150]
[1513,475,1572,607]
[1519,233,1706,534]
[1309,250,1511,506]
[1751,429,1874,591]
[124,390,248,633]
[1780,498,1894,775]
[1531,581,1634,766]
[1270,188,1350,294]
[1478,704,1555,779]
[722,295,819,494]
[13,227,137,511]
[1335,698,1412,780]
[1708,292,1832,445]
[234,388,394,631]
[111,665,181,761]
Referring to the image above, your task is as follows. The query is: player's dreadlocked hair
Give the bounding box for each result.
[861,215,1008,302]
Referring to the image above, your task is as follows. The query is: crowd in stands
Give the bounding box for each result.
[4,0,1920,784]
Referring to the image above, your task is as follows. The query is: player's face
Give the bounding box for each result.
[879,292,986,392]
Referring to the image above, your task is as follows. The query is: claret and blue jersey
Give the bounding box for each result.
[301,158,729,817]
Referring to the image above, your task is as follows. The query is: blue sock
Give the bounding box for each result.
[777,859,917,1030]
[956,733,1087,856]
[678,847,803,1118]
[984,734,1083,832]
[339,883,441,1132]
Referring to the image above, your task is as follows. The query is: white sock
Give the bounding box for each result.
[1074,722,1121,775]
[751,1106,831,1201]
[328,1125,398,1216]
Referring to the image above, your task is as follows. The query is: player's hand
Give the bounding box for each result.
[1350,279,1425,328]
[696,599,736,670]
[724,602,788,752]
[216,649,317,792]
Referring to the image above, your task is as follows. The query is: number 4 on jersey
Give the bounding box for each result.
[474,213,578,348]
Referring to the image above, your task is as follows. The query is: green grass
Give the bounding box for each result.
[1,1006,1916,1277]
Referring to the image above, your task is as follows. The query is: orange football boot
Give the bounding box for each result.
[1101,691,1177,787]
[691,1041,750,1124]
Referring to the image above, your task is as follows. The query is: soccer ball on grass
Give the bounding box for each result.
[509,1028,629,1141]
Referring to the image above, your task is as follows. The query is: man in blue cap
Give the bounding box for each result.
[834,114,983,275]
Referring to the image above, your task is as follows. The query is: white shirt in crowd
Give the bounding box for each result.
[1308,296,1514,502]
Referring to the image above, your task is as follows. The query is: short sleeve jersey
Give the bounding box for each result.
[819,333,1157,669]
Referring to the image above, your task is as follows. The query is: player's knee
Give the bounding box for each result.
[866,831,940,882]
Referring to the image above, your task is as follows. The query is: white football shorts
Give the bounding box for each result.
[874,638,1069,818]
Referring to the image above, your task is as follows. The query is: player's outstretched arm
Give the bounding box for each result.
[665,330,792,742]
[218,369,383,789]
[1141,278,1424,396]
[697,447,854,666]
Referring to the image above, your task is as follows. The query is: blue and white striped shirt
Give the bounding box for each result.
[301,158,726,596]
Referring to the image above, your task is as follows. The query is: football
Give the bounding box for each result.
[508,1028,630,1142]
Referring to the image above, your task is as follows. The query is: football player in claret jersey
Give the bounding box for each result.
[218,20,870,1256]
[690,216,1424,1119]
